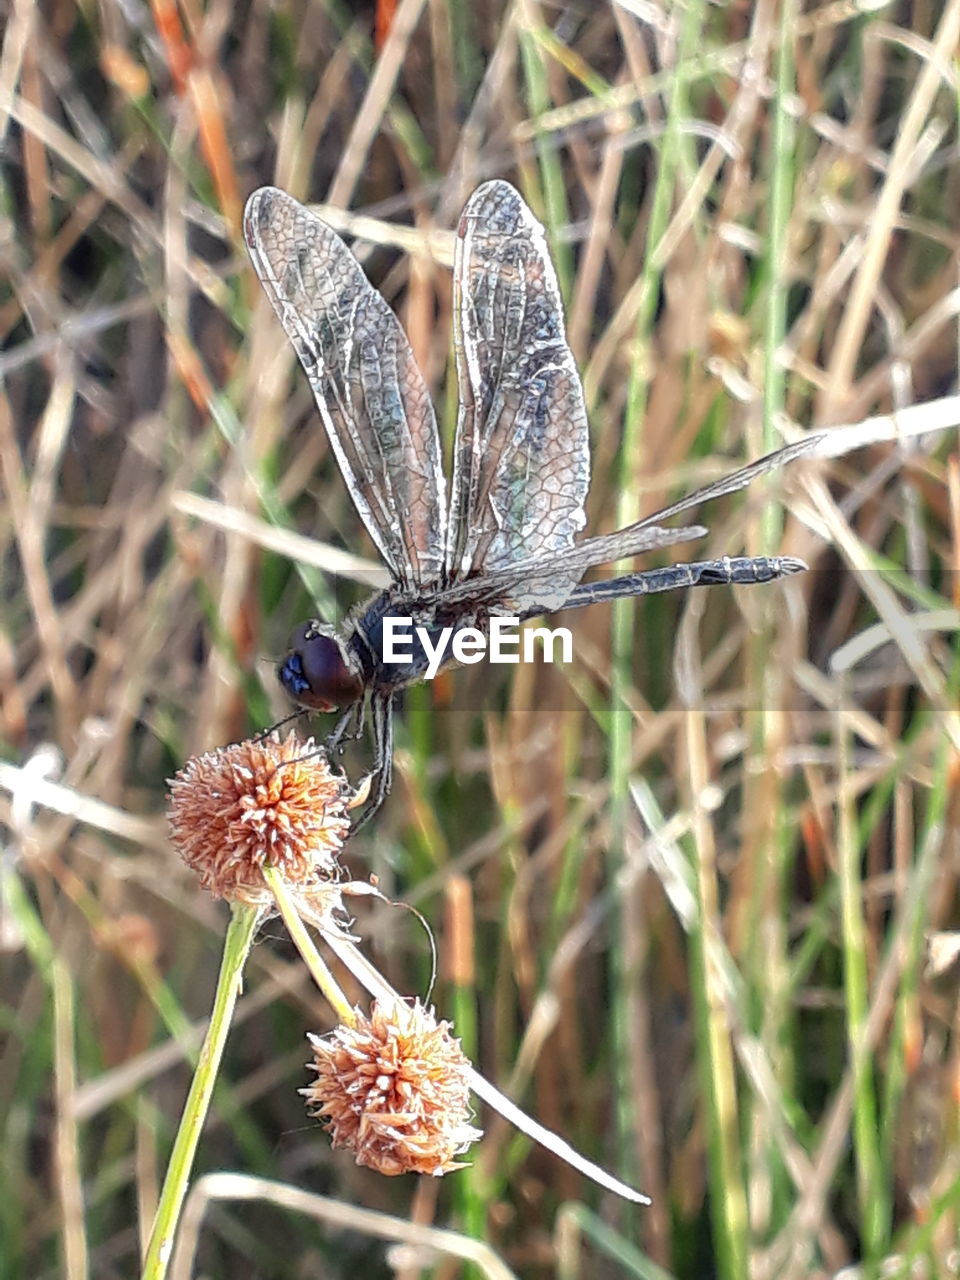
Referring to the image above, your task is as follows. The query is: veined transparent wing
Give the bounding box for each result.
[429,437,819,613]
[447,181,590,609]
[244,187,447,590]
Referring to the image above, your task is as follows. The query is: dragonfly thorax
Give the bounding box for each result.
[279,620,365,711]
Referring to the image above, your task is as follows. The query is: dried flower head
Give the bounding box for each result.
[305,1000,482,1177]
[168,732,355,906]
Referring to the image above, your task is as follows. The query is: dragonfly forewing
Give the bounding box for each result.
[448,181,590,609]
[244,187,448,590]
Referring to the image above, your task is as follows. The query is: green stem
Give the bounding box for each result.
[609,0,704,1213]
[141,901,261,1280]
[836,698,887,1257]
[263,866,357,1027]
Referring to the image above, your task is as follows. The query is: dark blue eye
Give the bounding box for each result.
[278,652,310,698]
[278,622,363,711]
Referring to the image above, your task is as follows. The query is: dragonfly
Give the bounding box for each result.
[244,181,815,812]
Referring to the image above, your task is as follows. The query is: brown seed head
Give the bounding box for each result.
[305,1000,482,1177]
[168,733,352,905]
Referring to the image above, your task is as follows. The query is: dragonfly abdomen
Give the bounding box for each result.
[559,555,807,611]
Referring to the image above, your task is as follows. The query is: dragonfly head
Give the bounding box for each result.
[279,621,364,712]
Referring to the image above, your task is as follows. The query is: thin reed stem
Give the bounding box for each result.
[141,902,261,1280]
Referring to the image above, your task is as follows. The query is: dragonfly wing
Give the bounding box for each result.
[521,439,817,579]
[447,181,590,608]
[429,436,818,614]
[244,187,447,590]
[624,437,820,533]
[429,524,708,614]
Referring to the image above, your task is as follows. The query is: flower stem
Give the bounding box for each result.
[140,901,261,1280]
[263,865,357,1026]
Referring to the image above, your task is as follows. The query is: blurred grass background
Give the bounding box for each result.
[2,0,960,1276]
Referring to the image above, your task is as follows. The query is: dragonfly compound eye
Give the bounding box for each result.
[279,622,364,712]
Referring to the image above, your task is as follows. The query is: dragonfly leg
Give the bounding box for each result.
[368,694,394,807]
[349,695,394,830]
[327,703,364,752]
[253,708,308,744]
